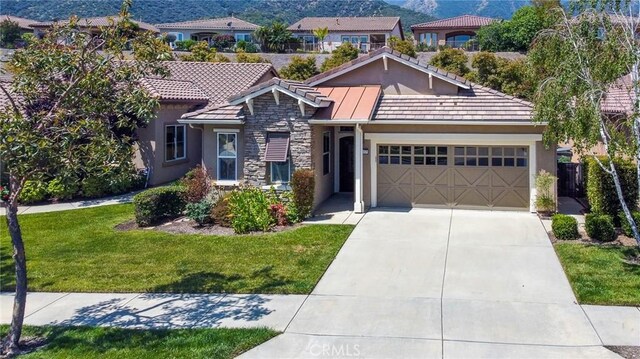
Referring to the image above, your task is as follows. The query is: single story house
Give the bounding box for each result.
[411,15,496,51]
[0,15,42,37]
[288,17,404,53]
[178,47,554,212]
[30,16,159,36]
[155,17,259,48]
[134,62,277,185]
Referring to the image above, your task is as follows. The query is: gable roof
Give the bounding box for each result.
[228,77,333,107]
[0,15,41,30]
[305,46,470,89]
[411,15,496,30]
[140,77,209,103]
[156,17,259,31]
[288,16,401,32]
[31,16,159,33]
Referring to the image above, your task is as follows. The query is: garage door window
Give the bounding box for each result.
[454,146,489,167]
[491,147,528,167]
[378,145,447,165]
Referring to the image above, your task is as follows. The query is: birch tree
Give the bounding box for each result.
[0,0,167,354]
[530,0,640,247]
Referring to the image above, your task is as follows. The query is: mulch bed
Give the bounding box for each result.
[115,217,300,236]
[607,346,640,359]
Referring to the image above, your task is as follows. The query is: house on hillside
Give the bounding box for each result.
[30,16,159,36]
[178,47,554,213]
[0,15,42,40]
[155,17,259,48]
[288,17,404,53]
[411,15,496,51]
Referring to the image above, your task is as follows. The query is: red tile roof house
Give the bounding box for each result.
[287,17,404,53]
[411,15,497,51]
[177,47,555,212]
[0,15,42,37]
[30,16,160,36]
[155,17,259,49]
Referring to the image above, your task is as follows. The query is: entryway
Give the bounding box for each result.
[338,135,354,193]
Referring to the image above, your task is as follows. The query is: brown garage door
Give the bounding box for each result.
[377,145,529,210]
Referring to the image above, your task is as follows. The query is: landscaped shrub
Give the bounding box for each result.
[108,170,141,195]
[181,165,211,203]
[290,169,315,220]
[174,39,197,51]
[211,194,232,227]
[584,157,638,217]
[46,178,78,200]
[81,176,110,198]
[228,187,274,234]
[133,186,187,226]
[619,211,640,237]
[535,169,557,214]
[551,214,579,240]
[585,213,616,242]
[18,180,47,204]
[211,34,235,50]
[269,203,289,226]
[186,199,214,226]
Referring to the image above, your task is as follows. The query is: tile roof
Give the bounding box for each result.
[182,104,244,121]
[31,16,159,33]
[411,15,496,30]
[0,15,41,30]
[314,86,382,120]
[305,47,470,88]
[156,17,259,31]
[601,73,634,114]
[373,85,533,122]
[288,16,401,32]
[162,61,276,105]
[229,77,333,107]
[140,77,208,102]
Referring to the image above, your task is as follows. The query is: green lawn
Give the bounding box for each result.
[555,243,640,306]
[0,325,277,359]
[0,204,353,294]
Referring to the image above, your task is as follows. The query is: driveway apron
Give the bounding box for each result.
[241,209,618,358]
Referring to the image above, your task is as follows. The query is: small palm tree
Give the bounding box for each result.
[312,27,329,52]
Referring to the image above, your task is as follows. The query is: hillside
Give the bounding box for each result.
[398,0,531,19]
[0,0,436,27]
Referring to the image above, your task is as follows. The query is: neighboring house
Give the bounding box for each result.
[30,16,159,36]
[411,15,496,51]
[155,17,259,48]
[0,15,42,39]
[179,47,554,212]
[135,62,277,185]
[288,17,403,53]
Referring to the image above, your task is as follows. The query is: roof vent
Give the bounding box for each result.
[297,24,301,29]
[227,22,232,27]
[336,18,340,25]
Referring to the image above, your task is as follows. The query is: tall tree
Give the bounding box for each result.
[530,1,640,246]
[0,1,168,354]
[280,55,319,81]
[312,27,328,52]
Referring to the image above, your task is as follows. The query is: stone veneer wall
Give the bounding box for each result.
[242,93,318,185]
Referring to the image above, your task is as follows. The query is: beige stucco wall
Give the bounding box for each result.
[320,58,458,95]
[134,103,202,186]
[312,125,335,207]
[201,124,244,181]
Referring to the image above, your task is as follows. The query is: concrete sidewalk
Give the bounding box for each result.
[0,292,306,331]
[0,191,137,216]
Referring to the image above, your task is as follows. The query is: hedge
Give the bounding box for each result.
[290,169,315,220]
[585,213,616,242]
[619,211,640,237]
[551,214,579,240]
[133,186,187,226]
[584,157,638,218]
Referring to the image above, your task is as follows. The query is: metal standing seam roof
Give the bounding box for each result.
[314,86,382,120]
[0,15,42,30]
[288,16,401,32]
[30,16,159,33]
[156,17,259,31]
[411,15,496,30]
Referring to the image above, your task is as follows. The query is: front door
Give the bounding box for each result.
[339,136,355,192]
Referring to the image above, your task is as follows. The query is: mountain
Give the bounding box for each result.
[394,0,531,19]
[0,0,436,27]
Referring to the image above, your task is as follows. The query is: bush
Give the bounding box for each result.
[18,180,47,204]
[388,35,416,57]
[174,39,197,51]
[619,211,640,237]
[211,194,232,227]
[585,213,616,242]
[269,203,289,226]
[584,157,638,217]
[81,176,110,198]
[211,34,235,50]
[133,186,187,226]
[535,169,557,214]
[108,170,139,195]
[320,42,359,72]
[46,178,78,200]
[291,169,315,220]
[280,55,319,81]
[181,165,211,203]
[429,48,470,76]
[186,199,214,226]
[235,50,270,63]
[228,187,274,234]
[551,214,579,240]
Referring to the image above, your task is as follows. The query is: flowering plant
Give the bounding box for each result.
[0,185,9,202]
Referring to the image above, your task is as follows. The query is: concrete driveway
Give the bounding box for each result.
[241,209,619,358]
